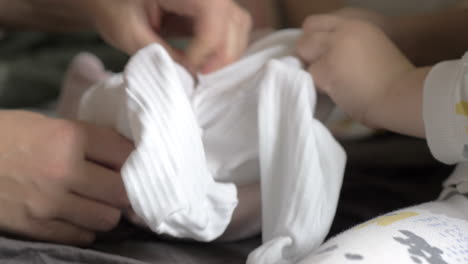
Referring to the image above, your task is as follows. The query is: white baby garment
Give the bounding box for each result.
[78,30,346,264]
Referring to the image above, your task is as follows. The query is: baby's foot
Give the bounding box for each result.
[57,52,110,119]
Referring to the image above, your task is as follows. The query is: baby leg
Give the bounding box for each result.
[57,53,110,119]
[299,194,468,264]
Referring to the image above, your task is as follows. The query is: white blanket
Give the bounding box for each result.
[78,30,346,264]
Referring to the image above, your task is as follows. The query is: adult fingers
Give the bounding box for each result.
[296,31,331,64]
[185,0,226,71]
[94,0,182,61]
[123,208,147,227]
[26,219,95,246]
[78,121,133,171]
[57,192,121,232]
[145,0,163,32]
[127,0,184,61]
[120,7,182,61]
[1,180,95,246]
[70,160,130,209]
[201,7,251,73]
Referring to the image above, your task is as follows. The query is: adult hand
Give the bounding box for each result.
[0,111,133,245]
[296,16,415,128]
[90,0,252,73]
[0,0,251,73]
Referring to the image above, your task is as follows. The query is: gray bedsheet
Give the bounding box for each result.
[0,236,259,264]
[1,221,260,264]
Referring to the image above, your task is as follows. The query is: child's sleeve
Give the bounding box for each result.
[423,52,468,165]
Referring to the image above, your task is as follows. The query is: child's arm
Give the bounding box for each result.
[297,15,468,166]
[374,51,468,166]
[296,16,425,137]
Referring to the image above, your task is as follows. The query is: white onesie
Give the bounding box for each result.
[78,30,346,264]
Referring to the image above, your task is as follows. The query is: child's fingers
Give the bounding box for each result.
[296,31,330,64]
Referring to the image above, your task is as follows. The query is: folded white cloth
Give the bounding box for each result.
[78,30,346,264]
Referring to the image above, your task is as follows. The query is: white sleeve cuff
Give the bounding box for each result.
[423,59,463,164]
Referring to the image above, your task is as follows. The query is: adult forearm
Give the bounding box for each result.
[0,0,92,31]
[370,67,431,139]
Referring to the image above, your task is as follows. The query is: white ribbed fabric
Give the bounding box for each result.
[78,30,346,264]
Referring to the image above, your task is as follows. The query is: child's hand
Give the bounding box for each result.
[296,16,415,128]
